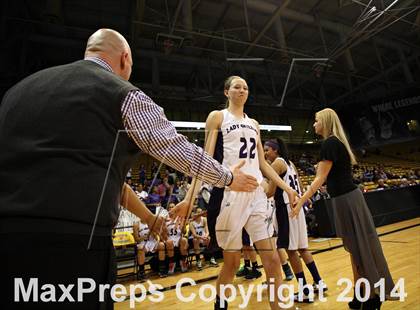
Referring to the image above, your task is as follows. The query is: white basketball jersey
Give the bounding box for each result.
[137,222,150,239]
[220,109,263,183]
[276,157,302,204]
[166,219,181,240]
[192,217,205,236]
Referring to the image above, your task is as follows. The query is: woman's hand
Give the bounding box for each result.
[286,187,299,208]
[290,197,305,219]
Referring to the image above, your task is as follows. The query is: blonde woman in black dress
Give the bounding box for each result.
[292,108,395,310]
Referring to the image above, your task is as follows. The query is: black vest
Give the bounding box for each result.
[0,60,140,235]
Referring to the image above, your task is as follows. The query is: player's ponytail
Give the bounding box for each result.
[275,138,290,165]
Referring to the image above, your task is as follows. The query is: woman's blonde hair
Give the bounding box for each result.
[316,108,357,165]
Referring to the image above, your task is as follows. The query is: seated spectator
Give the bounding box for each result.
[409,179,418,186]
[157,178,170,205]
[407,170,417,180]
[165,203,189,274]
[133,220,166,280]
[399,178,409,188]
[377,168,388,181]
[313,185,330,201]
[376,179,389,190]
[135,184,148,201]
[145,186,162,207]
[363,169,374,182]
[126,178,135,189]
[178,180,190,201]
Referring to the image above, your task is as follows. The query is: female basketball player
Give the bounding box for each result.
[133,219,167,280]
[173,76,299,310]
[165,203,189,274]
[264,138,325,302]
[291,108,395,310]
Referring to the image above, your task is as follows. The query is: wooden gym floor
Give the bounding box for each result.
[115,217,420,309]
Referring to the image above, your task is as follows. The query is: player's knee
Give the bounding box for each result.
[224,258,241,270]
[264,254,281,271]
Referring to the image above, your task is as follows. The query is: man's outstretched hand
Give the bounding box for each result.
[228,160,258,192]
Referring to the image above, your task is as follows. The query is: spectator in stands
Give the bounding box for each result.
[408,179,417,186]
[166,191,179,205]
[299,153,308,167]
[313,185,330,201]
[151,161,159,177]
[178,180,190,201]
[377,168,388,181]
[145,186,162,215]
[165,203,189,274]
[363,169,374,182]
[127,178,135,189]
[407,170,417,181]
[135,184,148,201]
[173,180,181,196]
[399,178,409,187]
[158,177,170,204]
[133,219,167,280]
[139,164,146,184]
[376,179,389,190]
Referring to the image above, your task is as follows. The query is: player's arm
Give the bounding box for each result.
[252,120,297,203]
[170,111,222,224]
[266,159,287,198]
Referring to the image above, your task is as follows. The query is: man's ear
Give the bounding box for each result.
[120,52,127,70]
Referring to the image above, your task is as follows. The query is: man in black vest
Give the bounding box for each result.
[0,29,257,309]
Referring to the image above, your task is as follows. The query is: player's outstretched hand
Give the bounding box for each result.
[290,197,304,219]
[229,160,258,192]
[169,199,193,229]
[286,188,299,209]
